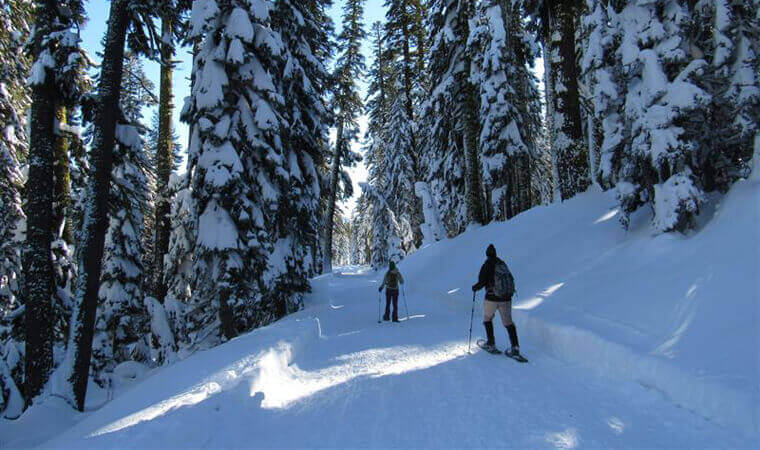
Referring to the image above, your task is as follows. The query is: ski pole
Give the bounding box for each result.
[402,285,410,320]
[377,290,382,323]
[468,291,476,353]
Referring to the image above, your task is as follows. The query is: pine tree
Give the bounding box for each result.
[611,1,709,232]
[579,0,625,189]
[524,0,590,200]
[350,194,374,265]
[162,172,194,356]
[270,0,334,315]
[153,0,186,303]
[425,0,486,232]
[366,21,394,130]
[62,0,162,411]
[384,0,427,118]
[685,0,759,192]
[91,53,155,386]
[323,0,365,273]
[382,87,418,251]
[144,112,183,297]
[25,0,87,405]
[384,0,427,246]
[0,0,31,418]
[360,183,403,270]
[469,0,541,221]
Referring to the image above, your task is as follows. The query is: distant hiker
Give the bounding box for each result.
[472,244,521,356]
[379,261,404,322]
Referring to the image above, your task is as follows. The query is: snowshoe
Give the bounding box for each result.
[476,339,501,354]
[504,348,528,363]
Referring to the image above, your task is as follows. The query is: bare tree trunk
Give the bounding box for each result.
[24,3,58,400]
[64,0,130,411]
[153,14,175,303]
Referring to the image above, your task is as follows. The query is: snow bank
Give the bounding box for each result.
[396,179,759,435]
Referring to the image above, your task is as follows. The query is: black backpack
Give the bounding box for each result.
[489,260,515,300]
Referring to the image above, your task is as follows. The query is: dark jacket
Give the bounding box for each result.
[473,256,509,302]
[380,269,404,291]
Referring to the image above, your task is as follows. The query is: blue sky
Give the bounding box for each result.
[82,0,387,212]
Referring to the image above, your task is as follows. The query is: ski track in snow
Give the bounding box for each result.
[19,266,752,449]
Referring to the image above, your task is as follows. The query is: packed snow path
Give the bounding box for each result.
[35,267,751,448]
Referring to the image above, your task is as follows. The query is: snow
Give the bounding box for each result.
[197,200,239,250]
[2,179,758,447]
[225,8,255,43]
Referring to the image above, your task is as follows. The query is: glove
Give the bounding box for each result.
[378,287,382,292]
[472,284,478,292]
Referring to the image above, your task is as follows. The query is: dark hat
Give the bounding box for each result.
[486,244,497,258]
[389,261,396,270]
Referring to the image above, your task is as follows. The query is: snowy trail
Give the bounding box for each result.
[36,267,751,449]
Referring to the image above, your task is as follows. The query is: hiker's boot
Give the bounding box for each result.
[484,321,495,347]
[506,324,520,355]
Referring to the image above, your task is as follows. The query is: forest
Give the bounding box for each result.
[0,0,757,419]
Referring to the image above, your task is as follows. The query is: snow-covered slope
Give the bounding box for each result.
[2,177,757,448]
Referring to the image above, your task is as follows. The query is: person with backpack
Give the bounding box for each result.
[378,261,404,322]
[472,244,521,357]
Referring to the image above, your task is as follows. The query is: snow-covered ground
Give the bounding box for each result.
[2,176,758,448]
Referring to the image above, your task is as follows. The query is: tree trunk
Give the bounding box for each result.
[153,14,175,303]
[547,0,590,200]
[53,105,73,244]
[65,0,130,412]
[24,9,58,400]
[322,121,344,274]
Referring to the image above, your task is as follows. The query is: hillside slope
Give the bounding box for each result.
[2,177,757,448]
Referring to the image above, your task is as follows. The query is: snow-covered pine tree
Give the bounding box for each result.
[91,53,155,387]
[425,0,487,232]
[469,0,542,221]
[363,20,394,200]
[0,0,31,418]
[366,21,394,131]
[269,0,334,315]
[330,213,353,267]
[613,1,710,232]
[360,183,403,270]
[63,0,163,411]
[349,194,374,265]
[383,0,427,246]
[578,0,626,189]
[25,0,88,404]
[162,172,194,357]
[524,0,590,200]
[182,0,288,347]
[144,112,183,299]
[381,86,418,252]
[152,0,187,303]
[685,0,759,192]
[384,0,427,118]
[323,0,365,274]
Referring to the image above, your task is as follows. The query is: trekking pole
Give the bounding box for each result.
[467,292,476,353]
[377,290,382,323]
[402,285,410,320]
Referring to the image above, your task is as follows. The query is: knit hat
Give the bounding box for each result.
[389,261,396,270]
[486,244,497,258]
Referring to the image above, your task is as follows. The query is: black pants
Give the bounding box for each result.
[384,289,399,320]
